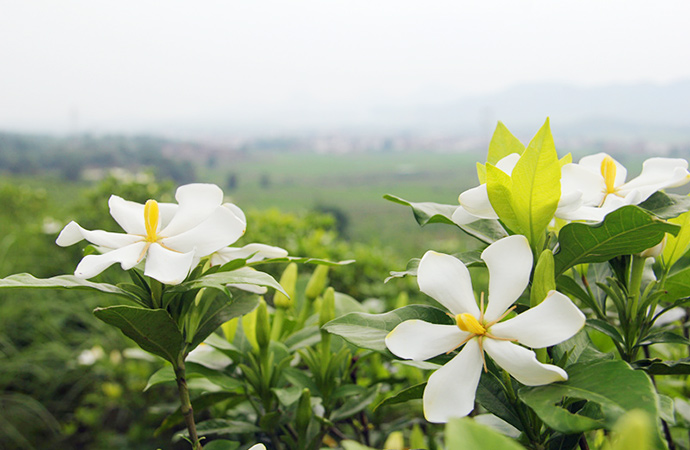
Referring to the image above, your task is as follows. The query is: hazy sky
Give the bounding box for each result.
[2,0,690,133]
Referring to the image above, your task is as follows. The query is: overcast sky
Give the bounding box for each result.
[1,0,690,134]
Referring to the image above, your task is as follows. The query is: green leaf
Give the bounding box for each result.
[531,250,556,307]
[201,441,240,450]
[487,121,525,165]
[586,319,624,344]
[519,360,664,448]
[0,273,142,304]
[322,305,453,353]
[159,394,247,435]
[373,382,425,411]
[445,418,527,450]
[384,194,457,225]
[663,210,690,271]
[475,371,523,431]
[171,267,287,297]
[189,295,260,350]
[384,194,507,243]
[341,441,378,450]
[640,331,690,346]
[331,385,379,421]
[554,205,680,276]
[639,191,690,220]
[510,118,561,251]
[552,330,613,368]
[662,266,690,301]
[634,357,690,375]
[172,418,260,439]
[486,163,519,232]
[144,362,243,391]
[93,306,184,364]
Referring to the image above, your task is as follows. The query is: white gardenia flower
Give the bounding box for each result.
[557,153,690,222]
[385,235,586,423]
[210,243,288,266]
[56,183,246,285]
[452,153,520,225]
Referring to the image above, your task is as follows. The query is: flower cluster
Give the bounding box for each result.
[454,152,690,226]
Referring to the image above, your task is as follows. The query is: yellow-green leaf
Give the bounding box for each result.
[662,211,690,270]
[510,118,561,251]
[487,121,525,165]
[486,163,519,233]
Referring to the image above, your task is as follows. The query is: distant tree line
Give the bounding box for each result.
[0,132,196,184]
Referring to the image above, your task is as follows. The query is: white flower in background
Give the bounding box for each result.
[210,243,288,267]
[385,235,585,423]
[77,345,105,366]
[56,184,246,285]
[249,445,266,450]
[557,153,690,222]
[452,153,520,225]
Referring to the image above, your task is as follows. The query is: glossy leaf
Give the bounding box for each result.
[0,273,142,304]
[189,295,259,351]
[384,194,507,243]
[634,357,690,375]
[509,118,561,251]
[487,121,525,165]
[519,360,664,447]
[373,382,425,411]
[445,418,527,450]
[663,211,690,270]
[554,205,679,276]
[639,191,690,220]
[170,267,287,297]
[322,305,454,353]
[93,306,184,364]
[145,362,243,391]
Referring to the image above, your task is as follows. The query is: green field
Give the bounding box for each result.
[201,150,483,256]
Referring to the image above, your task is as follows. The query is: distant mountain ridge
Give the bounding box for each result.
[371,79,690,140]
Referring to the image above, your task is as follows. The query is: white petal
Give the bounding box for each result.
[556,204,608,223]
[423,339,483,422]
[162,205,246,256]
[579,153,627,187]
[451,206,481,225]
[489,291,585,348]
[108,195,146,235]
[73,242,148,278]
[160,183,224,236]
[619,157,690,200]
[560,163,606,207]
[248,445,266,450]
[418,251,480,317]
[459,184,499,219]
[483,339,568,386]
[211,243,288,266]
[482,235,532,322]
[385,320,469,361]
[224,203,247,225]
[56,221,142,249]
[144,243,196,285]
[495,153,520,175]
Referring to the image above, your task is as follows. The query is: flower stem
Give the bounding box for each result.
[174,362,203,450]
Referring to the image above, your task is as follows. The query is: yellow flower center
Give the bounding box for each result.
[600,156,618,196]
[144,199,160,243]
[456,313,486,335]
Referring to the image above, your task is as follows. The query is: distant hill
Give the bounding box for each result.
[369,80,690,141]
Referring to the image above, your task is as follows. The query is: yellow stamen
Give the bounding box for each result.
[600,156,618,195]
[144,199,160,243]
[456,313,486,335]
